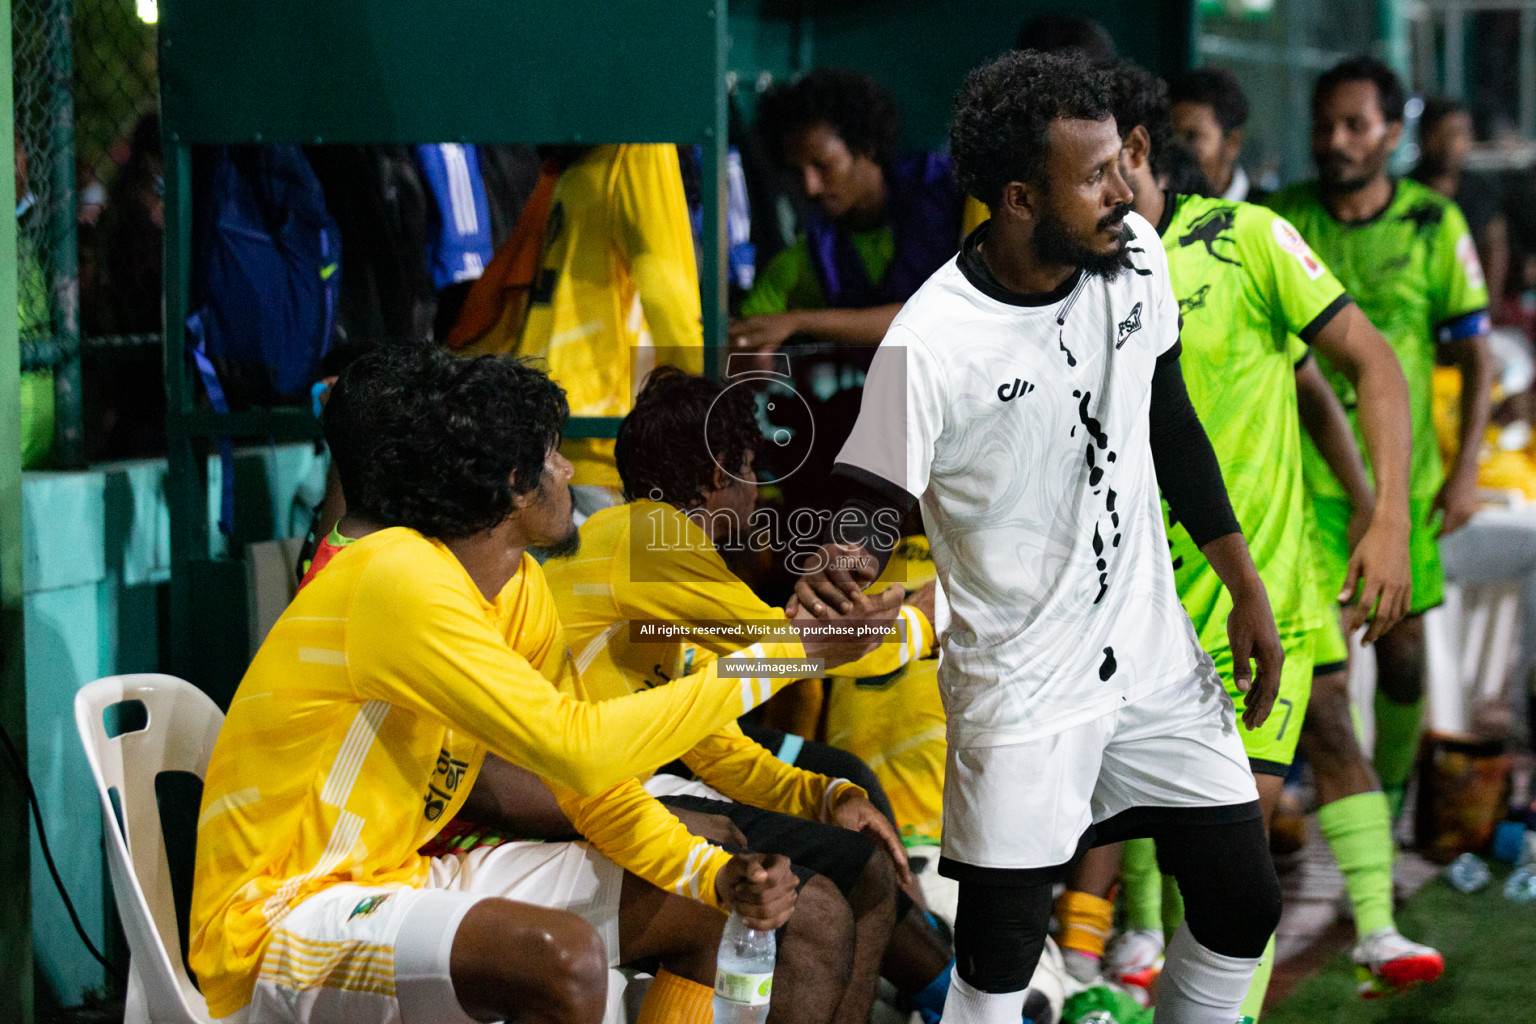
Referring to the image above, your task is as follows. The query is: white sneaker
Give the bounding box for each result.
[1104,927,1164,989]
[1352,926,1444,998]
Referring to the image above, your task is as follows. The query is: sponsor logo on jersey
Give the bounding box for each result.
[1115,302,1143,348]
[349,894,391,921]
[1178,284,1211,317]
[1455,233,1487,291]
[1270,218,1325,281]
[1177,207,1242,266]
[997,378,1035,402]
[1400,200,1444,236]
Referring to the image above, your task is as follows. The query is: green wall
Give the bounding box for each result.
[727,0,1194,152]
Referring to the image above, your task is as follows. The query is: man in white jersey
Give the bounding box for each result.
[794,52,1284,1024]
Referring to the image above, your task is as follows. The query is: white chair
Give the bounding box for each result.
[75,674,222,1024]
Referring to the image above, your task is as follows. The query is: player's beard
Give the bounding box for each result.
[1317,143,1389,195]
[540,521,582,559]
[1033,201,1135,281]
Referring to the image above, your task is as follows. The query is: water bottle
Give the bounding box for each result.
[713,910,775,1023]
[1444,852,1491,893]
[1503,868,1536,902]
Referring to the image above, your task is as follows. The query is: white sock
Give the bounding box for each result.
[939,972,1027,1024]
[1156,922,1261,1024]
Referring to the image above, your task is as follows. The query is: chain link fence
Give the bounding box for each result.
[12,0,162,465]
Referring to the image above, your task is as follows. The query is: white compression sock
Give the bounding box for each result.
[939,972,1027,1024]
[1156,921,1261,1024]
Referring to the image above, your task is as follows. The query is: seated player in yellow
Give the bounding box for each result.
[189,347,896,1024]
[825,536,947,849]
[543,367,959,1024]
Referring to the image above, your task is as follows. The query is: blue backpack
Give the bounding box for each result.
[186,145,341,531]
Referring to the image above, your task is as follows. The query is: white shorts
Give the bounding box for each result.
[230,841,623,1024]
[941,666,1258,875]
[641,773,729,802]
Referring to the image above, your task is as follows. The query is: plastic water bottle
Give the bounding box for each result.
[1503,868,1536,902]
[1444,852,1491,893]
[713,910,775,1023]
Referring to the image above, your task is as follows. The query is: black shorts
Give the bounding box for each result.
[659,794,876,898]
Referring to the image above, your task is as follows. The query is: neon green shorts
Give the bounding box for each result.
[1308,493,1444,621]
[1311,609,1350,672]
[1212,629,1316,776]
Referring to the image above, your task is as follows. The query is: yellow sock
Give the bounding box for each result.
[636,969,715,1024]
[1055,889,1115,959]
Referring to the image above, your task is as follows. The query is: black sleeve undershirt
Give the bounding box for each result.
[825,343,1241,570]
[1152,342,1241,546]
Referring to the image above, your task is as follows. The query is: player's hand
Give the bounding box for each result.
[1226,573,1285,730]
[794,542,882,615]
[1340,508,1412,644]
[729,312,802,354]
[831,792,915,889]
[1432,470,1480,537]
[671,809,748,849]
[793,586,905,669]
[716,853,798,930]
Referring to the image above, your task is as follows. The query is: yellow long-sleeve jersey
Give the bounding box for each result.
[543,501,933,819]
[189,528,805,1017]
[520,144,704,488]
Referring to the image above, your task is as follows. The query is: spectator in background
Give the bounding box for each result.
[1014,12,1117,60]
[1413,97,1510,319]
[16,136,53,469]
[1169,67,1264,203]
[733,69,963,353]
[517,144,704,518]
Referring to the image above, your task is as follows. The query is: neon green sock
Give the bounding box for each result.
[1316,791,1396,936]
[1121,836,1163,932]
[1372,692,1423,792]
[1238,933,1277,1022]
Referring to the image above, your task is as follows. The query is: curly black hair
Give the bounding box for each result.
[615,367,761,508]
[1104,60,1174,178]
[950,50,1114,207]
[1314,55,1406,124]
[1418,96,1468,138]
[1169,68,1250,134]
[755,67,902,170]
[323,343,568,540]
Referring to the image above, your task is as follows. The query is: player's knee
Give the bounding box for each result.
[1374,616,1426,700]
[1170,821,1282,959]
[1300,674,1357,765]
[531,913,609,1024]
[953,880,1053,993]
[852,843,898,917]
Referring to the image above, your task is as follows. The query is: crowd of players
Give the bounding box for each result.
[182,12,1526,1024]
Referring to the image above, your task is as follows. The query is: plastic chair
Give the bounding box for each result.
[75,674,222,1024]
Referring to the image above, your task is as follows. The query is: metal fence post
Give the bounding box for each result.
[46,0,81,466]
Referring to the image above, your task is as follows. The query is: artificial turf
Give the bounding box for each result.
[1266,862,1536,1023]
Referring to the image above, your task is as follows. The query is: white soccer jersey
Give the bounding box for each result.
[837,212,1208,745]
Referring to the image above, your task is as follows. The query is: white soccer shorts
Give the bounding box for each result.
[941,664,1259,872]
[228,841,623,1024]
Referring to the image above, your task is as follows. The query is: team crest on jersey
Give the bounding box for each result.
[1401,200,1444,236]
[1115,302,1143,348]
[349,894,391,921]
[1178,284,1211,317]
[1177,207,1242,266]
[1270,218,1325,281]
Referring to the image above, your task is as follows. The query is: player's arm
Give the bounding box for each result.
[549,774,797,927]
[1437,330,1493,536]
[1152,342,1282,728]
[1479,215,1509,323]
[730,304,905,352]
[1307,305,1414,639]
[348,546,887,796]
[1431,206,1495,536]
[1295,351,1377,539]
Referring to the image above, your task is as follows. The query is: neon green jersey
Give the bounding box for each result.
[739,227,894,315]
[1160,192,1350,639]
[1267,179,1490,501]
